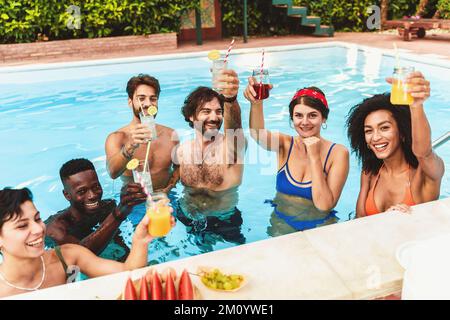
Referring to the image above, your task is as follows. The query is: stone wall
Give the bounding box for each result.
[0,33,177,64]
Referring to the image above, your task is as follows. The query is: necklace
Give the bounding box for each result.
[195,139,218,166]
[0,256,46,291]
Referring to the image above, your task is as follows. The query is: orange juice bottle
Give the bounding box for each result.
[146,193,172,237]
[390,66,414,105]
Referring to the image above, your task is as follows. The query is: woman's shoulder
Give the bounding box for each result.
[324,141,349,158]
[331,142,348,153]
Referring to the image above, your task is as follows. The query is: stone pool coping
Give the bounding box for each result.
[5,197,450,300]
[1,41,449,75]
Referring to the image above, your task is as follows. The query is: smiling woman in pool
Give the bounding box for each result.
[346,71,444,217]
[244,78,349,233]
[0,187,174,298]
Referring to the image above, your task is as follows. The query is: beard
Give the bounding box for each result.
[132,102,157,119]
[194,120,222,139]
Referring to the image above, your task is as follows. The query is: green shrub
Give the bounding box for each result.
[0,0,198,44]
[437,0,450,18]
[221,0,433,34]
[294,0,380,32]
[388,0,417,19]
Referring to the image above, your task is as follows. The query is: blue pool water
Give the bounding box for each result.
[0,44,449,264]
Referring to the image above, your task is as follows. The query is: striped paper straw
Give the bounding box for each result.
[223,38,235,63]
[259,49,265,97]
[260,49,265,80]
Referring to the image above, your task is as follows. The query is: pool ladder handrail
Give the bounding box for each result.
[432,131,450,149]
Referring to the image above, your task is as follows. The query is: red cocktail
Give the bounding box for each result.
[252,83,270,100]
[252,68,270,100]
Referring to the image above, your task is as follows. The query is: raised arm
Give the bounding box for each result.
[406,71,444,182]
[67,213,175,278]
[216,69,247,164]
[243,77,286,152]
[105,125,151,179]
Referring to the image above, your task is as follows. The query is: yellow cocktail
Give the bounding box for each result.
[390,66,414,105]
[146,194,171,237]
[391,79,414,105]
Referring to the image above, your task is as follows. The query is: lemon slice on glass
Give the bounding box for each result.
[126,158,139,171]
[207,50,221,61]
[147,106,157,116]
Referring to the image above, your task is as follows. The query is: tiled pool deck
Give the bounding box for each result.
[7,197,450,300]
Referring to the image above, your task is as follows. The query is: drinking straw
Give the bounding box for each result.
[393,42,400,68]
[136,171,150,197]
[259,49,265,98]
[143,141,151,176]
[137,97,145,116]
[223,38,235,63]
[260,49,265,78]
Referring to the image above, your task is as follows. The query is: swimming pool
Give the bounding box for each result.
[1,43,449,264]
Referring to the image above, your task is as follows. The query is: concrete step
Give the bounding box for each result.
[288,6,307,16]
[302,16,321,25]
[313,25,334,37]
[272,0,292,5]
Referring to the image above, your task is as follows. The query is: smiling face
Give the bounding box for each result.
[62,170,103,214]
[129,84,159,118]
[364,110,402,160]
[291,103,325,138]
[190,97,223,136]
[0,201,45,259]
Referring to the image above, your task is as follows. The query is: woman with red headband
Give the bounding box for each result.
[244,78,349,234]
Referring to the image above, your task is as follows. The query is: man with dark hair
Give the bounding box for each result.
[105,74,179,194]
[44,158,147,258]
[176,69,247,244]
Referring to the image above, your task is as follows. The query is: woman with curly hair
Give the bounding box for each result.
[346,71,444,218]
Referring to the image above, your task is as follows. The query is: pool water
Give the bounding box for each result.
[0,44,449,264]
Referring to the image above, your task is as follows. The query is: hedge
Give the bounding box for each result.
[220,0,446,36]
[1,0,447,44]
[0,0,198,44]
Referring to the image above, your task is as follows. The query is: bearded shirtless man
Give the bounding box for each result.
[176,70,246,244]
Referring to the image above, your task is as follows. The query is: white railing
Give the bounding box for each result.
[433,131,450,149]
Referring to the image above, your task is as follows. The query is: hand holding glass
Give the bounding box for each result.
[212,59,227,92]
[146,192,172,237]
[252,69,270,100]
[390,66,414,105]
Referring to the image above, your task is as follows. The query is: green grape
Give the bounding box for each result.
[223,282,233,290]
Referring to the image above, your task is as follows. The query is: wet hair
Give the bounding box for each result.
[346,93,418,175]
[289,86,329,120]
[126,74,161,99]
[0,188,33,231]
[181,86,225,128]
[59,158,96,183]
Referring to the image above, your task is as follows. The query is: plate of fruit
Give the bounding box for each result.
[117,267,201,300]
[197,266,248,292]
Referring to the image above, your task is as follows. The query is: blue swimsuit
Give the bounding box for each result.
[271,137,338,231]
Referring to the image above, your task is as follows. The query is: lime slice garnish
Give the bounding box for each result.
[208,50,221,61]
[147,106,157,116]
[126,158,139,170]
